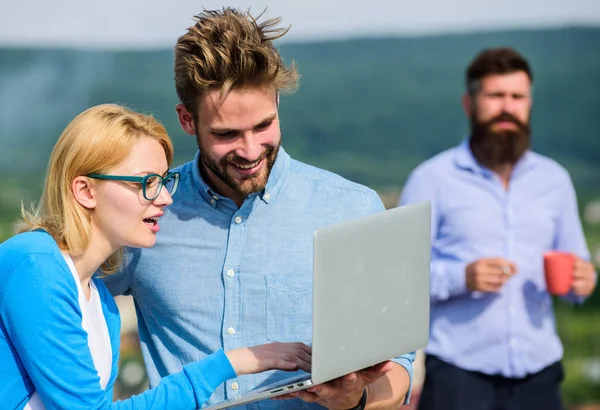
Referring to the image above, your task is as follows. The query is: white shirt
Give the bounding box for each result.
[24,254,112,409]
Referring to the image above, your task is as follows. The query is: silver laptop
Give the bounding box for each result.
[204,200,431,409]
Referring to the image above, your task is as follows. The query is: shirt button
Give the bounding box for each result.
[227,269,235,277]
[264,192,271,200]
[231,382,239,390]
[227,327,236,335]
[210,199,216,205]
[234,216,242,224]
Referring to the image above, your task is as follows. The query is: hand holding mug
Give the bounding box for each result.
[572,257,597,297]
[543,251,596,297]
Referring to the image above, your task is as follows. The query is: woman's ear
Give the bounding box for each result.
[72,176,97,209]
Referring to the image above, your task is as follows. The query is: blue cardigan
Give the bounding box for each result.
[0,231,236,409]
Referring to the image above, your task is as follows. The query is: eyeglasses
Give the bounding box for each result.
[87,172,180,201]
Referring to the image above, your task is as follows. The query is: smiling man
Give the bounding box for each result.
[399,47,597,410]
[182,86,282,207]
[103,7,415,410]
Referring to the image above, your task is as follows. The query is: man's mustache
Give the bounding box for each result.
[483,113,528,131]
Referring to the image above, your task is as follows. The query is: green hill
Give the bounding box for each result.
[0,26,598,193]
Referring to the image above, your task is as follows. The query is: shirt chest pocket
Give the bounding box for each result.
[265,275,313,345]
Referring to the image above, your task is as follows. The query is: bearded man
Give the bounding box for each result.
[398,47,597,410]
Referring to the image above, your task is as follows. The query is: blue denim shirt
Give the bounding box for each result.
[103,147,415,409]
[399,140,592,378]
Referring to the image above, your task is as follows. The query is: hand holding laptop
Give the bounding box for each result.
[225,342,312,375]
[273,361,395,408]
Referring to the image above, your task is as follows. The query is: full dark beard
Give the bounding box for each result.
[469,112,531,169]
[199,140,280,197]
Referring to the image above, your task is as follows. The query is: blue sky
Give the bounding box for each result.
[1,0,599,48]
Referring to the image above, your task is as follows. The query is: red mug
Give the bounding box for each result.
[543,251,575,296]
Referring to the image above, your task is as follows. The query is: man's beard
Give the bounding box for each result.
[469,112,531,169]
[199,139,281,198]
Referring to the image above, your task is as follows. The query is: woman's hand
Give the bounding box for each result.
[226,342,312,376]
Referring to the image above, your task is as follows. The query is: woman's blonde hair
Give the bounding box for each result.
[17,103,173,274]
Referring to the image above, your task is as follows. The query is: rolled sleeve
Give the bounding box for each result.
[393,351,416,404]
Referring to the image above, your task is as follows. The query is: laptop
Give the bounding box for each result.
[204,200,431,409]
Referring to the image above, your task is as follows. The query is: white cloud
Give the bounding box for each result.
[1,0,599,48]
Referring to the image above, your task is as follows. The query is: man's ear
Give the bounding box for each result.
[72,176,97,210]
[175,103,196,136]
[461,93,473,118]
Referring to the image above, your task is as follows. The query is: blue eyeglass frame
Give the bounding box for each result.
[86,171,180,201]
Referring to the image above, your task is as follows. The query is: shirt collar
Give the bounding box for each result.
[260,146,290,204]
[190,146,291,208]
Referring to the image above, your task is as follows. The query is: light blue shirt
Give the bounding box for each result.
[103,147,415,409]
[399,140,592,378]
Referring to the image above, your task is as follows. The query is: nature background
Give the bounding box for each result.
[1,0,599,407]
